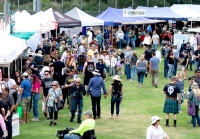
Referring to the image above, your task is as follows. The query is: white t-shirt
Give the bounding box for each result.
[117,32,124,39]
[152,34,159,44]
[4,78,16,93]
[146,125,167,139]
[87,31,93,43]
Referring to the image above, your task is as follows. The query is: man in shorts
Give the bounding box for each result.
[20,72,32,124]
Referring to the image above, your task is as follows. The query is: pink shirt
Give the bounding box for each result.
[0,114,6,132]
[32,82,41,94]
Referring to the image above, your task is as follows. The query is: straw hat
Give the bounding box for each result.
[150,116,162,125]
[92,69,100,76]
[112,75,121,81]
[192,82,199,89]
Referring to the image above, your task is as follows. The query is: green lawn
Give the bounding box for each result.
[13,47,197,139]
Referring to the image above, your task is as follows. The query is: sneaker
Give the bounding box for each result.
[31,118,39,122]
[49,121,53,126]
[53,122,57,126]
[68,112,72,116]
[75,112,78,116]
[70,119,73,122]
[165,124,169,127]
[173,124,176,127]
[155,84,158,88]
[129,79,133,82]
[77,120,81,124]
[46,117,50,121]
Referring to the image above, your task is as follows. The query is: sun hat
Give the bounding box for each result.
[150,116,162,125]
[62,41,65,44]
[92,69,100,76]
[83,110,93,117]
[112,75,121,81]
[188,76,195,81]
[21,72,29,77]
[94,38,98,41]
[73,34,77,37]
[192,82,199,89]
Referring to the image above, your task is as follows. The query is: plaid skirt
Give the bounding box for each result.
[163,99,179,114]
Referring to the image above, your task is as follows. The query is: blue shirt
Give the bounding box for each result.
[21,78,32,98]
[87,75,107,97]
[150,56,160,69]
[104,30,109,39]
[96,34,102,45]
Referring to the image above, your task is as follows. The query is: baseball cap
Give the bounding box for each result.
[83,110,93,117]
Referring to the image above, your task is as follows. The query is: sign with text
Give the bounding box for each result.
[123,9,146,17]
[12,113,20,137]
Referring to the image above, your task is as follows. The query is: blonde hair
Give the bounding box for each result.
[193,88,200,97]
[176,71,182,78]
[139,54,145,60]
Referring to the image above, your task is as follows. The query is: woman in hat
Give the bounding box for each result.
[105,75,123,120]
[181,50,189,80]
[186,82,200,127]
[146,116,170,139]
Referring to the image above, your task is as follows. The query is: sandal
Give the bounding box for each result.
[109,117,114,119]
[20,121,25,124]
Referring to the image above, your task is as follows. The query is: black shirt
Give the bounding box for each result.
[194,50,200,62]
[182,55,189,66]
[35,48,45,55]
[41,78,53,96]
[183,46,192,56]
[167,56,174,64]
[53,61,65,73]
[144,49,155,61]
[65,76,74,95]
[163,83,180,97]
[43,43,51,55]
[28,61,39,76]
[0,100,9,116]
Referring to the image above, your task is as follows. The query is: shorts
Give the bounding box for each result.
[21,97,31,111]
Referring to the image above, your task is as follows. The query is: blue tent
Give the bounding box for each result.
[136,6,185,21]
[96,7,153,25]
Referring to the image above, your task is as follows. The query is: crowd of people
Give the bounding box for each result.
[1,24,200,139]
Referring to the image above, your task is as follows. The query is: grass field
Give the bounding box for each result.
[13,47,198,139]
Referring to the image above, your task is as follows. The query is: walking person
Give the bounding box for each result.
[193,44,200,70]
[127,27,136,50]
[116,27,124,49]
[152,31,159,51]
[20,72,32,124]
[181,50,189,80]
[136,54,147,88]
[163,76,181,127]
[52,55,65,82]
[70,78,86,123]
[30,74,41,121]
[104,75,123,120]
[41,70,53,120]
[186,82,200,127]
[130,51,138,81]
[173,45,179,76]
[125,46,132,80]
[167,50,174,79]
[86,70,107,120]
[149,52,160,88]
[176,71,185,113]
[45,81,63,126]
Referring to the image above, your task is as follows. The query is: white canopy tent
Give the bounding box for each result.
[187,28,200,33]
[0,31,27,67]
[65,7,104,26]
[173,7,200,21]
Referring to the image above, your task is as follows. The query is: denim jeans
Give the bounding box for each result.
[128,37,135,50]
[168,64,174,78]
[125,64,131,79]
[111,97,122,116]
[137,70,146,84]
[33,93,40,118]
[48,107,58,120]
[195,61,199,70]
[131,65,137,80]
[192,105,200,127]
[118,39,123,49]
[64,134,80,139]
[71,98,83,122]
[173,58,178,76]
[164,58,168,78]
[153,44,158,51]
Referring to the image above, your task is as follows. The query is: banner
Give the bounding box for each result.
[12,113,20,137]
[123,9,146,17]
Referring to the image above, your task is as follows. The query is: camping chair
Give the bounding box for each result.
[82,129,96,139]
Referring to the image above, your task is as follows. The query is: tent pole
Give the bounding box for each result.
[8,64,10,78]
[111,26,113,47]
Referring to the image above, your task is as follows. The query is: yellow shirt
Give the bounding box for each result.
[87,49,97,57]
[71,119,95,136]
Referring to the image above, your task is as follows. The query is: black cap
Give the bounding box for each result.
[188,76,195,80]
[187,42,190,44]
[94,51,98,55]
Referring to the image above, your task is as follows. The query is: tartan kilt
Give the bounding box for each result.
[163,99,179,114]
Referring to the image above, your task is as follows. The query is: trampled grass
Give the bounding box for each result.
[13,47,197,139]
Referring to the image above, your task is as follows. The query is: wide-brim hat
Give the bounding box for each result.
[192,82,199,89]
[92,69,100,75]
[150,116,162,125]
[21,72,29,76]
[112,75,121,81]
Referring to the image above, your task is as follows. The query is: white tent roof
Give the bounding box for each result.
[0,31,27,67]
[32,11,43,18]
[14,10,41,33]
[187,28,200,33]
[173,7,200,18]
[65,7,104,26]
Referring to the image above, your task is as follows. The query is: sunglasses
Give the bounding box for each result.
[45,74,49,75]
[76,82,80,83]
[52,85,57,86]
